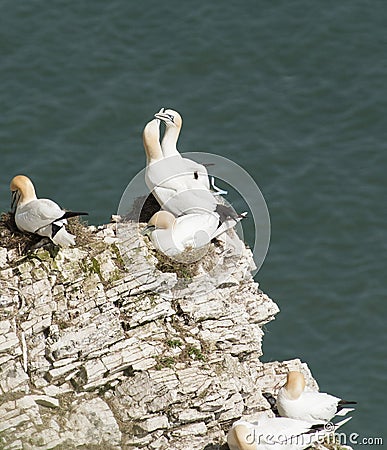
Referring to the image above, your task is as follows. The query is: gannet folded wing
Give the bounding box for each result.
[142,210,220,256]
[10,175,88,247]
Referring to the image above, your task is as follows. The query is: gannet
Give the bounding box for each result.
[142,210,240,257]
[143,118,240,221]
[276,371,356,424]
[154,108,227,195]
[143,118,218,216]
[10,175,88,247]
[154,108,211,189]
[227,416,352,450]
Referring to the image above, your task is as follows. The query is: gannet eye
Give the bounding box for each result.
[167,114,175,122]
[194,171,199,180]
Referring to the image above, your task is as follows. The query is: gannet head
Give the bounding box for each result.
[142,210,175,235]
[154,108,182,130]
[10,175,37,211]
[283,371,306,400]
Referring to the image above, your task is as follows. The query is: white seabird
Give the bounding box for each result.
[154,108,228,195]
[143,117,240,222]
[227,416,352,450]
[276,371,356,424]
[142,210,240,257]
[154,108,211,189]
[10,175,88,247]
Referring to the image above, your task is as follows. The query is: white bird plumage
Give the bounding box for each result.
[142,210,240,257]
[154,108,211,190]
[143,118,220,216]
[276,371,356,424]
[227,416,352,450]
[10,175,87,247]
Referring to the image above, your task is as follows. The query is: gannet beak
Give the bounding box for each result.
[154,111,174,123]
[10,190,20,213]
[153,108,165,120]
[141,225,156,236]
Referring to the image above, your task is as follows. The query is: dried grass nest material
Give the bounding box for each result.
[0,212,94,255]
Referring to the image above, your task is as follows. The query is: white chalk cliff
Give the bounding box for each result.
[0,220,351,449]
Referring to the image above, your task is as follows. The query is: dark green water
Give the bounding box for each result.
[1,1,386,445]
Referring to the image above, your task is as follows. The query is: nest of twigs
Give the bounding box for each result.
[0,212,94,256]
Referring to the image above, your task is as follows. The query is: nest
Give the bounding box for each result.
[0,212,94,256]
[123,193,161,223]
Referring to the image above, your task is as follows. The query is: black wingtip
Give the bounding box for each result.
[61,211,89,220]
[338,400,357,405]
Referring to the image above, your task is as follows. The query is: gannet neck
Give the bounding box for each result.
[143,119,163,163]
[284,371,306,400]
[162,125,180,158]
[10,175,37,206]
[148,211,175,230]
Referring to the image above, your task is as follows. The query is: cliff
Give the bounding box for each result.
[0,217,345,450]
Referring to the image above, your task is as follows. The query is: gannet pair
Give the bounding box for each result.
[10,175,88,247]
[143,116,218,216]
[227,416,351,450]
[143,109,243,256]
[276,371,356,424]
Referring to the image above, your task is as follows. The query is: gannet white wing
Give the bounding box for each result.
[172,212,219,248]
[16,199,66,233]
[144,211,220,256]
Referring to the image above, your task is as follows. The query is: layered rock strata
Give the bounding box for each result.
[0,221,336,449]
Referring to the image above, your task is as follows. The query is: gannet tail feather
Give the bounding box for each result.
[51,226,76,247]
[335,407,355,417]
[332,416,353,430]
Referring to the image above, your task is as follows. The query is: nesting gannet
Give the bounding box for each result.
[276,371,356,424]
[10,175,88,247]
[154,108,211,189]
[142,210,240,257]
[143,118,219,216]
[227,416,352,450]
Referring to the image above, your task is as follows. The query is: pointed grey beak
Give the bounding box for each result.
[141,225,156,236]
[10,190,19,213]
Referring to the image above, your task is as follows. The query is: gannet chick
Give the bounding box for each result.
[154,108,211,189]
[277,371,356,424]
[142,210,237,257]
[227,416,352,450]
[10,175,88,247]
[143,118,218,216]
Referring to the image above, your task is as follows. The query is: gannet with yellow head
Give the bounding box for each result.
[10,175,88,247]
[276,371,356,424]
